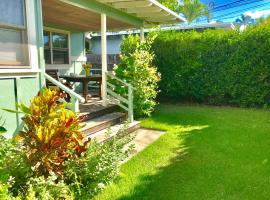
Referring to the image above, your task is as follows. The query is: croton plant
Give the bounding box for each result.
[7,88,89,177]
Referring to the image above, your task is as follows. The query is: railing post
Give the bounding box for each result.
[140,26,145,43]
[101,13,108,106]
[70,96,79,113]
[128,85,134,122]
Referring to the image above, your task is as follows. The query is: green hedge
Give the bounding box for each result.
[152,26,270,107]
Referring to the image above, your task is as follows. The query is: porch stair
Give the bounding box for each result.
[79,101,140,143]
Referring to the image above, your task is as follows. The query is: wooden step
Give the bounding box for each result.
[81,112,127,135]
[79,103,118,122]
[85,121,140,143]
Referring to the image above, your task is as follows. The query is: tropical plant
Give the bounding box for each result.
[178,0,210,24]
[112,34,160,117]
[4,88,89,177]
[235,14,255,31]
[64,123,134,199]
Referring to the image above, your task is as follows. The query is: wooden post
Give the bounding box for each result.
[140,26,145,43]
[128,85,134,122]
[101,13,108,106]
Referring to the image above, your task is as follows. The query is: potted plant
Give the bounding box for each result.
[82,63,93,76]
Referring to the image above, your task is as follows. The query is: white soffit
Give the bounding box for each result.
[96,0,186,25]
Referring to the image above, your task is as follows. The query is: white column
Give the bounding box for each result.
[140,26,145,43]
[101,13,107,106]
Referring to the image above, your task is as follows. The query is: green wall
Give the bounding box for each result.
[0,77,39,138]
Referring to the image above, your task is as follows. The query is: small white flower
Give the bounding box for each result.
[97,183,105,190]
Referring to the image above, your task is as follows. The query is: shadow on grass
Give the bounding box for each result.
[117,119,210,200]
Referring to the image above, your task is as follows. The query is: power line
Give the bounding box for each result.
[212,0,258,11]
[196,1,270,22]
[213,1,270,20]
[211,0,267,13]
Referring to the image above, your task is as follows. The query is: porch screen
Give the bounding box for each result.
[44,31,69,65]
[0,0,29,67]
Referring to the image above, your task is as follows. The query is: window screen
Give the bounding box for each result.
[0,0,29,67]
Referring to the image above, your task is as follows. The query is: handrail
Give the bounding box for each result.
[44,73,85,112]
[106,72,134,122]
[106,72,133,88]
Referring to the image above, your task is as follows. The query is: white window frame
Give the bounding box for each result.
[0,0,39,74]
[44,27,71,69]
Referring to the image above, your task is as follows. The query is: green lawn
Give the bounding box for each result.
[95,104,270,200]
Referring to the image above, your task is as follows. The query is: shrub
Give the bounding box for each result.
[152,25,270,107]
[113,34,160,117]
[64,124,134,199]
[6,88,89,177]
[24,174,74,200]
[0,134,31,196]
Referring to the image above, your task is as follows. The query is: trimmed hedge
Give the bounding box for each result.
[152,26,270,107]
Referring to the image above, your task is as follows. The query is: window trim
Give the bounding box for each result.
[44,27,71,68]
[0,0,38,71]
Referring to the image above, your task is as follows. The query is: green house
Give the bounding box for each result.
[0,0,184,138]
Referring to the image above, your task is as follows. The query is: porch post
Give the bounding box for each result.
[35,0,46,88]
[140,26,145,43]
[101,13,107,106]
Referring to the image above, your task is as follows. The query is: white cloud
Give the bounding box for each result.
[244,10,270,19]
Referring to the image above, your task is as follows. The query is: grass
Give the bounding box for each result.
[95,104,270,200]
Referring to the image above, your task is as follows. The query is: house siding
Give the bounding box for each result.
[0,76,39,138]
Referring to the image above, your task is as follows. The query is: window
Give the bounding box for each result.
[0,0,29,67]
[44,30,70,65]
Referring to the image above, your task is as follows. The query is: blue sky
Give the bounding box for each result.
[196,0,270,23]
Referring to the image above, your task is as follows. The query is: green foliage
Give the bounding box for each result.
[24,174,74,200]
[13,88,89,177]
[0,134,31,196]
[178,0,210,24]
[113,34,160,117]
[152,25,270,107]
[64,124,134,199]
[0,181,15,200]
[157,0,180,12]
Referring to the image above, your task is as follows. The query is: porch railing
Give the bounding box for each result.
[106,72,134,122]
[44,73,85,112]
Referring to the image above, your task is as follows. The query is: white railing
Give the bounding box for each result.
[106,72,134,122]
[44,73,85,112]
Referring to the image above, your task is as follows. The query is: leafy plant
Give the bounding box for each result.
[64,123,134,199]
[7,88,89,177]
[0,134,31,196]
[24,173,74,200]
[113,34,160,117]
